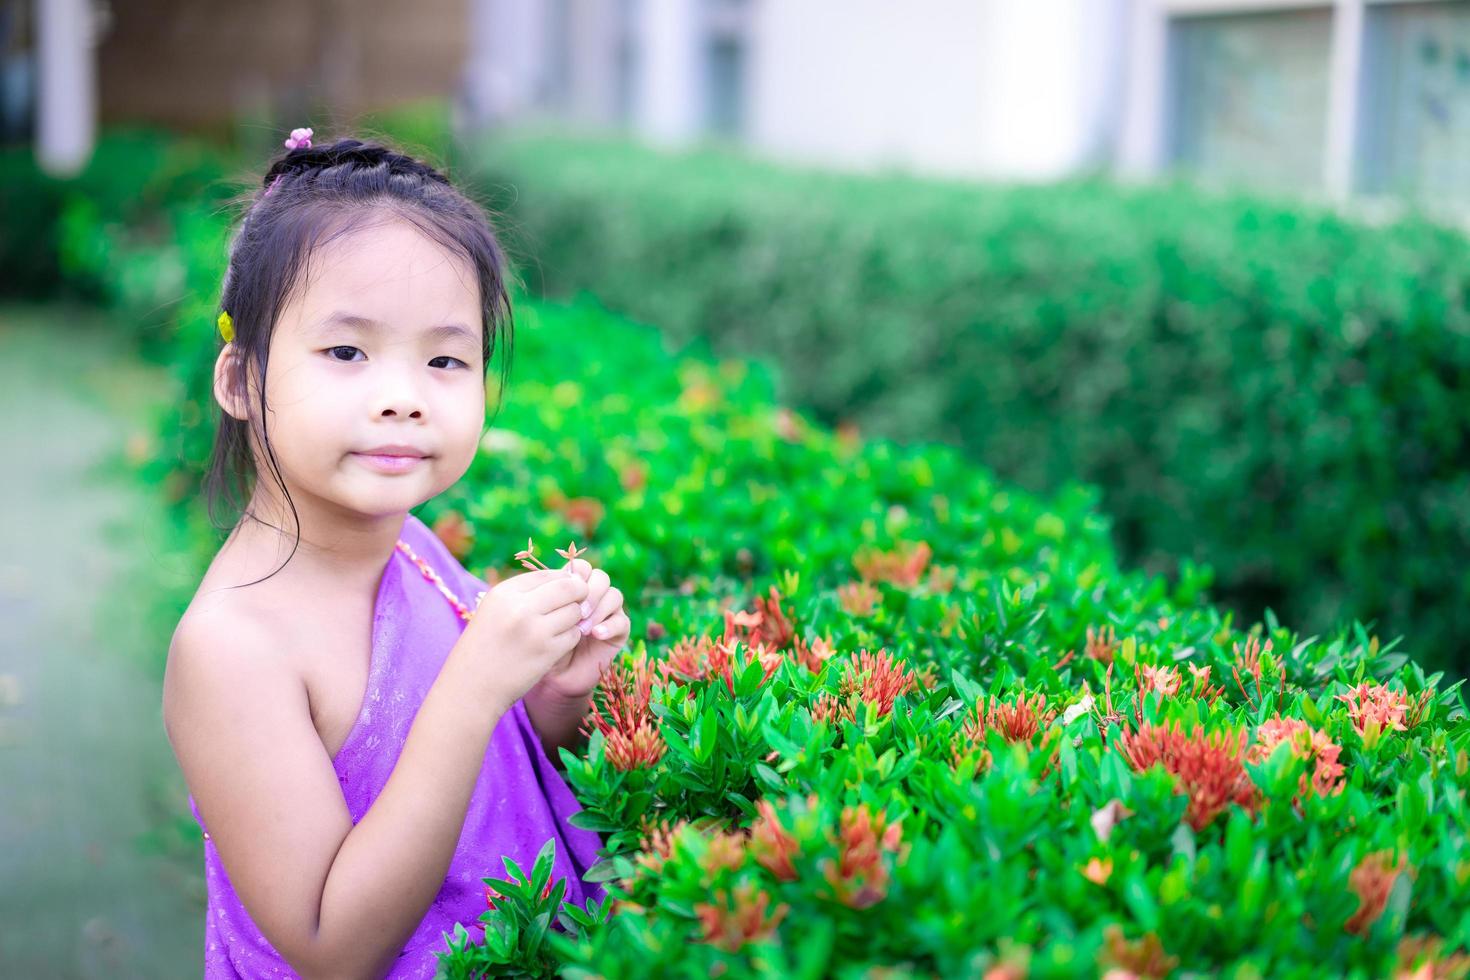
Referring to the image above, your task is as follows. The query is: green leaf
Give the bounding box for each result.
[567,810,622,833]
[582,855,635,883]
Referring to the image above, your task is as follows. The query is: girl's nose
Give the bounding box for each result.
[376,373,427,419]
[379,382,426,417]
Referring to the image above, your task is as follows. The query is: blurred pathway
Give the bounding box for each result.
[0,304,204,977]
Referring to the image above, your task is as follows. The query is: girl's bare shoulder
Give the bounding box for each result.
[162,556,315,726]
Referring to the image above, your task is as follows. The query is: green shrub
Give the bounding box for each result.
[466,129,1470,681]
[425,299,1468,978]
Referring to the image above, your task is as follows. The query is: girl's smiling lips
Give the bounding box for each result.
[351,445,430,473]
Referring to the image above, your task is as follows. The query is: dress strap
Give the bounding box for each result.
[395,538,486,623]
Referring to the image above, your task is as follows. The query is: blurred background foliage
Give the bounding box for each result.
[475,129,1470,683]
[5,103,1470,684]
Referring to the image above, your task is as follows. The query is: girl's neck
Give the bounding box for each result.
[224,487,410,590]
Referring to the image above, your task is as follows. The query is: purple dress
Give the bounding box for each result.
[186,512,607,977]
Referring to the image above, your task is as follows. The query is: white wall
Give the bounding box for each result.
[746,0,1130,180]
[35,0,97,176]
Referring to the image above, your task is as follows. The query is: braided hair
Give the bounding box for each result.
[205,133,516,575]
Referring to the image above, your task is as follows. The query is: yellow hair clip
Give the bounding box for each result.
[217,310,235,343]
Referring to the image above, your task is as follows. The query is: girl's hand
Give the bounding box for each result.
[532,556,630,703]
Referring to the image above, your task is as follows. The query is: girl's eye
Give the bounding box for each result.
[324,347,466,369]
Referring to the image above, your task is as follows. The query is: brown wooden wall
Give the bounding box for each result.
[97,0,469,128]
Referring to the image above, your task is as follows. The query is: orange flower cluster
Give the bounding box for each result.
[1100,924,1179,979]
[630,818,684,882]
[623,813,737,890]
[966,692,1057,744]
[817,803,909,910]
[812,649,927,727]
[1118,722,1258,831]
[581,653,666,771]
[1085,625,1121,666]
[619,459,648,493]
[1186,663,1225,706]
[699,828,750,885]
[837,580,882,617]
[1247,716,1345,802]
[674,636,785,694]
[1336,682,1412,741]
[1231,635,1283,707]
[852,540,933,588]
[431,510,475,559]
[655,592,835,696]
[1137,664,1182,699]
[1394,934,1470,978]
[1346,850,1412,936]
[748,794,811,883]
[695,880,790,953]
[630,797,909,953]
[542,489,607,537]
[951,692,1059,778]
[722,585,797,650]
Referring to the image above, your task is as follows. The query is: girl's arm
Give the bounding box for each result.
[164,610,512,980]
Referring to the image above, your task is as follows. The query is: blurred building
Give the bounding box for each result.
[7,0,470,174]
[466,0,1470,212]
[9,0,1470,212]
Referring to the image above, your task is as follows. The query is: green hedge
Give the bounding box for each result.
[466,129,1470,681]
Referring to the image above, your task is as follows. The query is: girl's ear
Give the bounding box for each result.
[213,345,250,421]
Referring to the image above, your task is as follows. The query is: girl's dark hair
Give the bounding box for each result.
[204,133,515,585]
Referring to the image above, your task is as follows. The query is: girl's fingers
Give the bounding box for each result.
[564,557,593,580]
[583,586,622,630]
[576,569,611,624]
[591,609,628,641]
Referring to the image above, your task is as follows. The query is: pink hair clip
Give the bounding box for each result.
[263,126,313,200]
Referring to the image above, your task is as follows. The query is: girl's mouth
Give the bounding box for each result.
[351,452,428,474]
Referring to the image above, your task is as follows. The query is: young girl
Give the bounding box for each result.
[161,127,631,979]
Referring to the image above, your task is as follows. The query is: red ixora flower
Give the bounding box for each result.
[1230,635,1283,708]
[580,653,666,771]
[720,585,798,651]
[951,692,1058,777]
[1117,721,1259,831]
[1100,924,1179,979]
[812,648,928,727]
[749,794,815,883]
[1136,664,1182,699]
[694,880,790,953]
[817,803,909,910]
[837,580,882,617]
[1247,715,1345,802]
[852,540,933,588]
[1335,682,1412,741]
[1346,850,1412,936]
[1084,624,1121,666]
[431,510,475,559]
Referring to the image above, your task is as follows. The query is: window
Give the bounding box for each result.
[1166,7,1335,194]
[1358,0,1470,204]
[704,33,744,139]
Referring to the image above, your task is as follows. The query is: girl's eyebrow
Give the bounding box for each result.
[315,311,477,346]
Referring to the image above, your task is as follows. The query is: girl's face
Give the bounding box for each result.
[230,216,486,525]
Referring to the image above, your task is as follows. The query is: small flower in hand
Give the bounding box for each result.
[514,536,584,575]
